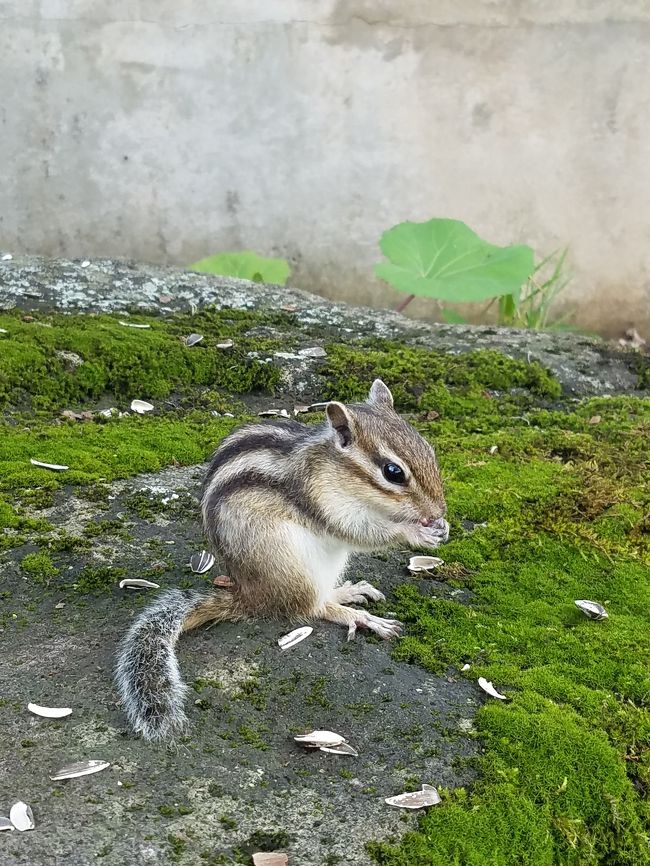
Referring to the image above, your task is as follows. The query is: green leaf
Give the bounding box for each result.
[440,308,468,324]
[375,219,534,303]
[188,252,291,286]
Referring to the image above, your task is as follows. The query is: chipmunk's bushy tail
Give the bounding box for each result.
[115,589,243,741]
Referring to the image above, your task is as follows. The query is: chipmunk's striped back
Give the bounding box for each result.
[200,419,334,555]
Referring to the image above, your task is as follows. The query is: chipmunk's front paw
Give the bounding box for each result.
[347,611,403,641]
[416,518,450,549]
[333,580,386,606]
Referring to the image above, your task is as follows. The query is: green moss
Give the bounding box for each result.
[167,834,188,860]
[235,724,269,751]
[0,308,288,413]
[233,676,269,711]
[193,678,223,694]
[370,395,650,866]
[243,830,291,851]
[219,815,238,830]
[83,518,130,539]
[0,499,51,550]
[305,676,334,710]
[20,551,59,582]
[0,413,241,499]
[321,343,562,413]
[72,565,126,592]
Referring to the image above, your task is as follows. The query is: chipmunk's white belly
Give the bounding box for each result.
[285,524,351,607]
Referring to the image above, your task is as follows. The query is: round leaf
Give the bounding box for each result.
[375,219,534,302]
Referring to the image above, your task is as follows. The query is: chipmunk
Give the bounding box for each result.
[115,379,449,741]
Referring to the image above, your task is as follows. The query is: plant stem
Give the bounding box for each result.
[395,294,415,314]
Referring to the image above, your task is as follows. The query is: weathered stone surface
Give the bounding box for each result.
[1,466,478,866]
[0,255,645,396]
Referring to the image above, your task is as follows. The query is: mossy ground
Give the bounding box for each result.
[1,308,648,865]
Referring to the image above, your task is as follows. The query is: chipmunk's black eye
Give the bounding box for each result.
[382,462,406,484]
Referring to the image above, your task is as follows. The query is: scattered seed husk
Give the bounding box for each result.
[252,854,289,866]
[189,550,215,574]
[307,402,329,412]
[55,601,66,609]
[0,817,14,831]
[258,408,290,418]
[130,399,154,414]
[461,663,471,672]
[9,802,35,831]
[478,677,508,700]
[293,405,310,415]
[278,626,313,650]
[575,599,608,621]
[184,333,203,347]
[0,327,7,333]
[30,459,69,471]
[118,578,160,590]
[27,703,72,719]
[385,785,441,810]
[49,760,110,781]
[407,555,444,574]
[216,339,234,349]
[81,259,90,268]
[588,415,601,425]
[2,253,13,261]
[98,407,117,418]
[320,742,359,757]
[118,320,150,329]
[212,575,234,588]
[294,730,345,748]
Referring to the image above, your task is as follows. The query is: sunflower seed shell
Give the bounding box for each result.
[574,599,608,620]
[294,730,345,748]
[9,802,35,831]
[189,550,215,574]
[185,333,204,346]
[119,578,160,590]
[252,854,289,866]
[30,459,69,471]
[278,626,313,650]
[27,703,72,719]
[49,760,110,781]
[320,742,359,757]
[408,555,444,574]
[130,399,154,414]
[385,785,441,809]
[478,677,508,700]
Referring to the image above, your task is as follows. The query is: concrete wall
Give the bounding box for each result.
[1,1,649,336]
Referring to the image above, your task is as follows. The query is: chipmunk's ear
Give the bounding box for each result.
[326,401,354,447]
[368,378,394,409]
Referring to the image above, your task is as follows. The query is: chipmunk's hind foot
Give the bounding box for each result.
[332,580,386,606]
[319,601,403,641]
